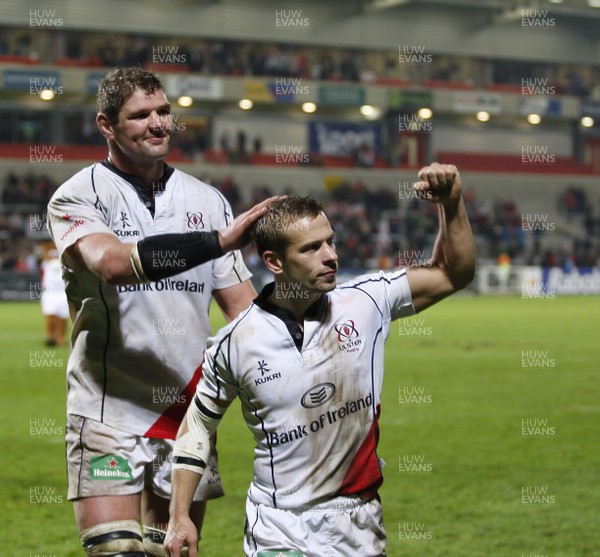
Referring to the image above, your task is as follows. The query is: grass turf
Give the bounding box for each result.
[0,295,597,556]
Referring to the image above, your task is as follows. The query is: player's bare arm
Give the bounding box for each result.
[165,468,201,557]
[165,416,202,557]
[166,393,229,556]
[406,163,476,312]
[67,196,283,286]
[213,281,257,322]
[67,232,137,284]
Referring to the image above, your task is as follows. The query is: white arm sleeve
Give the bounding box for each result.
[172,393,225,474]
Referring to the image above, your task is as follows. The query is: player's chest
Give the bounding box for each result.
[237,316,378,408]
[105,186,214,236]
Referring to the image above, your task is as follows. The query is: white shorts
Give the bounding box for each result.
[66,414,224,502]
[244,495,387,557]
[41,292,69,319]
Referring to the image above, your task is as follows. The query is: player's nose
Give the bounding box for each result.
[149,111,165,130]
[323,243,338,263]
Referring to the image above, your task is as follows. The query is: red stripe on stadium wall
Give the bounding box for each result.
[144,363,203,440]
[338,404,383,497]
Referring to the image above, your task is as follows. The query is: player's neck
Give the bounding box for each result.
[107,150,165,189]
[267,289,322,325]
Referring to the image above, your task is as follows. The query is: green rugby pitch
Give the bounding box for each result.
[0,295,598,556]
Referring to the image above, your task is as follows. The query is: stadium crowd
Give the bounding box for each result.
[1,171,597,273]
[0,25,596,95]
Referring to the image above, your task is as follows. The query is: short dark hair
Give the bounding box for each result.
[97,67,164,124]
[250,196,325,256]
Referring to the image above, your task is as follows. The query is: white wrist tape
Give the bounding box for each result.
[172,393,223,474]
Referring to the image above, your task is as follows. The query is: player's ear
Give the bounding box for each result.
[96,113,115,140]
[262,250,284,275]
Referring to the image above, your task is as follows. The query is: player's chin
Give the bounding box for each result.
[317,275,337,291]
[140,144,170,160]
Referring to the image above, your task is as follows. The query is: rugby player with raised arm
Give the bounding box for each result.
[165,163,475,557]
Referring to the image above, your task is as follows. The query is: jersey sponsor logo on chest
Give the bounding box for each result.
[112,210,141,237]
[113,229,140,237]
[301,382,336,408]
[255,359,282,386]
[267,391,373,447]
[117,278,205,293]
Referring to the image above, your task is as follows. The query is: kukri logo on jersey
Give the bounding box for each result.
[112,210,140,237]
[255,359,282,386]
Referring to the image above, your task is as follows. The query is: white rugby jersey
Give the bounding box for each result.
[47,161,251,438]
[198,270,415,509]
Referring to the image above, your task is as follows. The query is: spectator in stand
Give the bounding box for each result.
[98,36,126,67]
[562,187,577,216]
[355,142,375,168]
[252,134,263,155]
[0,34,8,55]
[564,70,587,97]
[64,33,83,59]
[236,128,248,164]
[340,50,360,81]
[264,45,291,77]
[1,173,58,210]
[14,245,38,273]
[227,43,245,75]
[247,45,266,75]
[219,130,233,161]
[312,52,336,80]
[124,36,148,67]
[217,176,242,215]
[292,48,307,78]
[14,33,32,57]
[188,41,207,72]
[388,139,405,168]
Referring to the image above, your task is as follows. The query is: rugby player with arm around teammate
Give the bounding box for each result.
[47,67,280,557]
[164,163,475,557]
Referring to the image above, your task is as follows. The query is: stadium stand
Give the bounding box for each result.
[1,2,599,291]
[2,168,598,275]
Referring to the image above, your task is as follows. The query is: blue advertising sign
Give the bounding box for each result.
[541,267,600,295]
[519,96,561,117]
[309,122,382,156]
[3,69,61,92]
[86,71,109,94]
[581,101,600,119]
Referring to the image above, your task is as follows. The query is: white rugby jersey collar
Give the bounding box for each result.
[101,158,175,218]
[254,282,326,352]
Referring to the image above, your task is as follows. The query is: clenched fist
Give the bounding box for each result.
[413,163,461,205]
